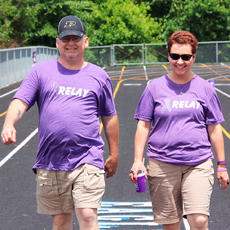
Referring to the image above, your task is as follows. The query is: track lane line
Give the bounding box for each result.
[0,88,19,98]
[0,128,38,168]
[0,111,7,117]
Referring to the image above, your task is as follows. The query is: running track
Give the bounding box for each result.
[0,63,230,229]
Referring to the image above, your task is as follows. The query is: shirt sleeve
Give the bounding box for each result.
[205,91,225,124]
[13,67,39,109]
[98,78,117,117]
[134,87,154,122]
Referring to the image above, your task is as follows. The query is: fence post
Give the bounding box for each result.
[6,51,9,84]
[111,44,114,66]
[141,44,144,65]
[13,50,16,81]
[216,42,218,63]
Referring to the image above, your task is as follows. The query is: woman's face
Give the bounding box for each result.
[168,43,196,78]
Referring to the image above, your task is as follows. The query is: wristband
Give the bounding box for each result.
[217,168,227,172]
[218,161,227,165]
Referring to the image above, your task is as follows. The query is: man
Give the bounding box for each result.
[1,15,119,230]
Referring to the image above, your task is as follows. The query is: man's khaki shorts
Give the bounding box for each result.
[36,164,105,215]
[147,158,214,224]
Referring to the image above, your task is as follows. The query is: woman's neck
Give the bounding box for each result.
[168,71,194,84]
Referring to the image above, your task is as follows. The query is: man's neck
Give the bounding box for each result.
[58,58,87,70]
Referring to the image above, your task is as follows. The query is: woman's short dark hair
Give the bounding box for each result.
[167,31,198,54]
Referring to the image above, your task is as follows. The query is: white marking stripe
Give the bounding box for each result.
[98,215,154,221]
[123,83,142,86]
[183,219,190,230]
[99,222,159,226]
[98,208,152,214]
[98,202,158,228]
[215,87,230,98]
[0,128,38,167]
[99,201,191,229]
[143,65,148,80]
[214,84,230,86]
[101,201,152,207]
[0,88,19,98]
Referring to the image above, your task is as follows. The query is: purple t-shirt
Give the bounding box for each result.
[134,75,224,165]
[14,59,117,172]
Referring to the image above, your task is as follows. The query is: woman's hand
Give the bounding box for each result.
[129,160,147,183]
[217,170,229,190]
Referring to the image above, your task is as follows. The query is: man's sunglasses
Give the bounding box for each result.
[61,36,82,43]
[169,53,194,61]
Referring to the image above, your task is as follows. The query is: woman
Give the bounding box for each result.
[129,31,229,230]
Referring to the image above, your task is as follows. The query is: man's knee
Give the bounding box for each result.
[162,221,181,230]
[187,214,208,230]
[76,208,97,222]
[76,208,99,230]
[52,213,73,228]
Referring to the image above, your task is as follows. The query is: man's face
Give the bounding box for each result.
[56,35,89,60]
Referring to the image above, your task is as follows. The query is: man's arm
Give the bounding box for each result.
[1,99,28,145]
[101,114,119,178]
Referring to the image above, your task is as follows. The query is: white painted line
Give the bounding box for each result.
[221,63,230,69]
[98,208,153,214]
[98,215,154,221]
[99,222,159,226]
[102,201,152,207]
[183,218,190,230]
[98,202,158,228]
[143,65,148,80]
[214,84,230,86]
[147,77,159,85]
[215,88,230,98]
[0,88,19,98]
[123,83,142,86]
[208,76,230,80]
[0,128,38,167]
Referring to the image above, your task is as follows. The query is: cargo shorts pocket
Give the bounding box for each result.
[36,173,58,197]
[84,164,105,190]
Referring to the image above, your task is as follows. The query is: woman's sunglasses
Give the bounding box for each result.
[169,53,194,61]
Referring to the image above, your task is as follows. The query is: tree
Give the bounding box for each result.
[0,0,38,48]
[87,0,161,46]
[29,0,162,47]
[149,0,230,42]
[1,0,229,48]
[28,0,94,47]
[134,0,172,18]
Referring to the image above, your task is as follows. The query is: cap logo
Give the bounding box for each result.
[64,21,76,28]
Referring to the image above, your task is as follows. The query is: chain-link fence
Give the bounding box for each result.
[1,41,230,88]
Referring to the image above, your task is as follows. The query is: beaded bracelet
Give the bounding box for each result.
[217,168,227,172]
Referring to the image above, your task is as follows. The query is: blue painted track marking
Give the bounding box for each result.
[98,201,161,229]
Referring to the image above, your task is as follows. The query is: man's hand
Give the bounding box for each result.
[1,125,17,145]
[104,156,118,178]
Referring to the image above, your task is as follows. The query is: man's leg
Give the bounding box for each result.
[187,214,209,230]
[162,221,182,230]
[52,213,73,230]
[76,208,99,230]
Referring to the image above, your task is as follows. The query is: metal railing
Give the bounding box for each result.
[0,46,58,88]
[84,41,230,66]
[1,41,230,88]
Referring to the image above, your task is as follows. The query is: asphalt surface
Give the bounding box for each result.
[0,63,230,230]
